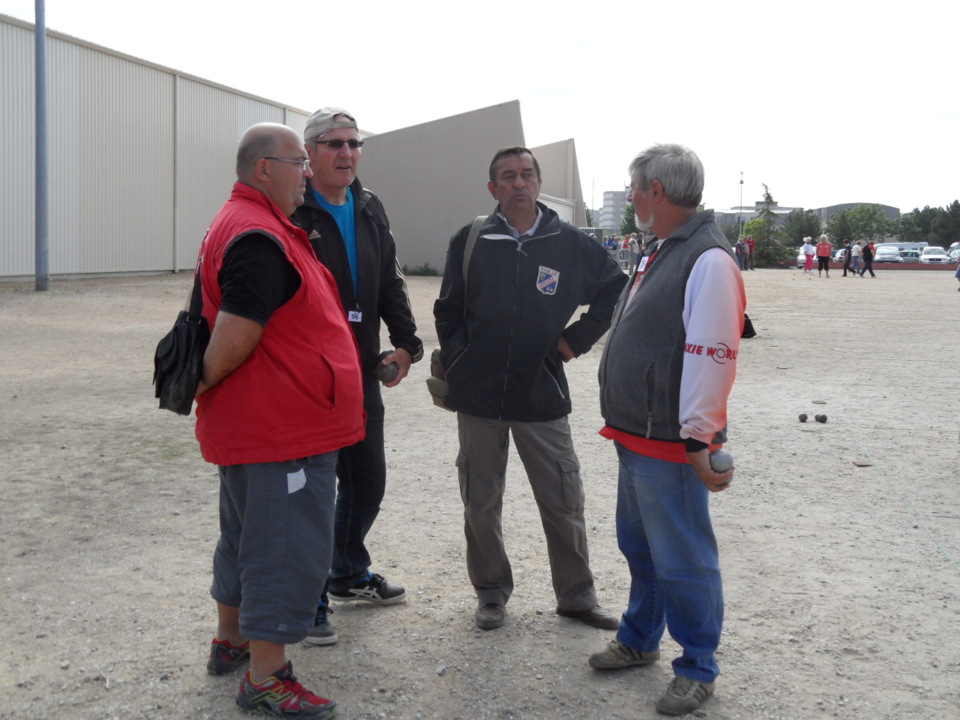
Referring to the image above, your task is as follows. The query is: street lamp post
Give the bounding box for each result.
[738,172,744,238]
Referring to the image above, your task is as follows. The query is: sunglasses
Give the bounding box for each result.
[314,139,364,150]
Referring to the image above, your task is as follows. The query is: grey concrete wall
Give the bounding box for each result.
[359,101,526,273]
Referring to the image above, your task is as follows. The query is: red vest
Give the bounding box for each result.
[195,182,365,466]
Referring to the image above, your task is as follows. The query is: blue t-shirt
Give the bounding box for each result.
[313,186,358,297]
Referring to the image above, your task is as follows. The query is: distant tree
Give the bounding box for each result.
[895,209,926,243]
[894,201,960,247]
[896,205,937,243]
[585,208,594,226]
[721,223,740,244]
[742,217,764,239]
[752,184,792,267]
[621,203,639,236]
[782,209,822,245]
[826,210,854,245]
[845,204,891,242]
[930,200,960,247]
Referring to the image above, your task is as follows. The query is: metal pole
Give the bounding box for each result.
[738,171,744,237]
[34,0,49,291]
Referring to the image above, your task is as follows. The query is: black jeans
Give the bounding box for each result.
[325,375,387,596]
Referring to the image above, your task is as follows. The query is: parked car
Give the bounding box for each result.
[874,246,903,263]
[833,248,849,262]
[948,247,960,263]
[899,249,921,263]
[796,249,805,269]
[919,246,949,264]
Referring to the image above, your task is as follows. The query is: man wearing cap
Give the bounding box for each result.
[434,145,627,632]
[293,108,423,646]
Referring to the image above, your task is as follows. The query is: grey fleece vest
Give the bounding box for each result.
[598,211,730,442]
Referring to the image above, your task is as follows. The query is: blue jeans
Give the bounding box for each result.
[614,443,723,683]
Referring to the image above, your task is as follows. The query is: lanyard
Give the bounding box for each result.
[625,246,659,308]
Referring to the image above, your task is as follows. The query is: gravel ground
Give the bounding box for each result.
[1,267,958,719]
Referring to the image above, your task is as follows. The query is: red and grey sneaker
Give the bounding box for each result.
[207,637,250,675]
[236,661,337,719]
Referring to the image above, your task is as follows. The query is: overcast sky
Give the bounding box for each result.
[2,0,957,214]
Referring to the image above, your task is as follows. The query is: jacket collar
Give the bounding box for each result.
[232,181,302,234]
[486,201,560,239]
[301,176,370,214]
[657,209,715,243]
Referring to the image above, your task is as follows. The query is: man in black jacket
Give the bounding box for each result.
[434,146,627,631]
[293,108,423,646]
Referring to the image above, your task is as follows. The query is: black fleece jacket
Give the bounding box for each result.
[434,203,627,422]
[292,178,423,375]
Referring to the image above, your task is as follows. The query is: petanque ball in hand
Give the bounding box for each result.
[709,448,735,473]
[376,351,399,384]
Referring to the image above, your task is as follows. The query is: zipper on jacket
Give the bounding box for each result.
[498,253,523,417]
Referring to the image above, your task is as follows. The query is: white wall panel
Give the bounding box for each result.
[174,82,287,270]
[0,14,310,280]
[0,21,37,277]
[46,41,175,275]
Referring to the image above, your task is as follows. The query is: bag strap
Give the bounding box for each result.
[187,261,203,321]
[462,215,486,294]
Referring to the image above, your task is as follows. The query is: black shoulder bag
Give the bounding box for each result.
[153,268,210,416]
[426,215,485,411]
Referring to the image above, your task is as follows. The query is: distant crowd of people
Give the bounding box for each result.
[732,235,756,270]
[601,233,647,273]
[799,235,876,278]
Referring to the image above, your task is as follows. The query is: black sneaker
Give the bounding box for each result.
[303,604,338,646]
[207,637,250,675]
[236,661,337,719]
[328,572,406,605]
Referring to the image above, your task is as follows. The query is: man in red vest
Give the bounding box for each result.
[196,123,365,720]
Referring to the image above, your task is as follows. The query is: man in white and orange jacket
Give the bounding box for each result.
[591,143,746,717]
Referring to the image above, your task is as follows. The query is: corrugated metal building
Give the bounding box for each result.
[1,14,308,280]
[1,14,587,280]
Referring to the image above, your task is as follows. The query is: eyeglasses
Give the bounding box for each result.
[264,156,311,170]
[313,139,364,150]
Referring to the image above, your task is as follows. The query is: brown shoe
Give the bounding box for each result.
[589,640,660,669]
[475,603,505,630]
[556,605,619,630]
[655,675,715,715]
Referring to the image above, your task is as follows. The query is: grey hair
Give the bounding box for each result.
[628,143,704,209]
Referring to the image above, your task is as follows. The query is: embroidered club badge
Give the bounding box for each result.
[536,266,560,295]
